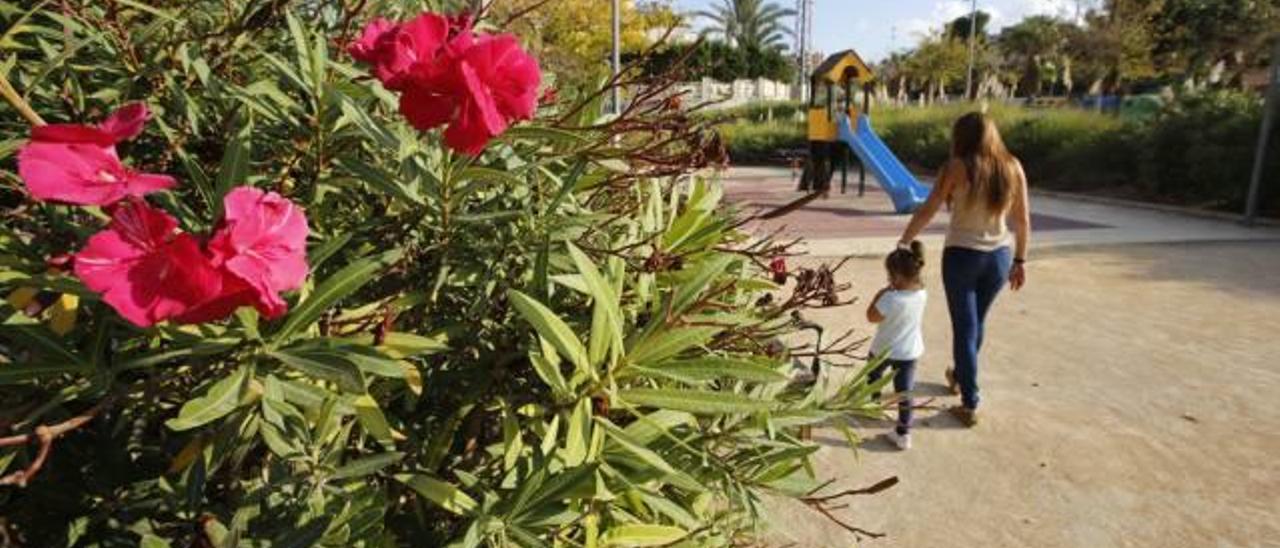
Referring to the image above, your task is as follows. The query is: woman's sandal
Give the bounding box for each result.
[944,368,960,396]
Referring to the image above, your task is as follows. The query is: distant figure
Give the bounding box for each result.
[866,241,929,450]
[897,112,1031,427]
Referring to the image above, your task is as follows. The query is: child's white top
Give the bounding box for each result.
[870,289,927,361]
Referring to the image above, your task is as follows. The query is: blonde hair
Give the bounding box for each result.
[951,112,1017,214]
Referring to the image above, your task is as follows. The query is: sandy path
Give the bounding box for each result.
[765,242,1280,548]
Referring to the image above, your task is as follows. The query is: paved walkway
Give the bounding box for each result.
[721,166,1280,257]
[717,168,1280,547]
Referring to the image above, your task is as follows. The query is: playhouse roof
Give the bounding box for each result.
[811,50,874,85]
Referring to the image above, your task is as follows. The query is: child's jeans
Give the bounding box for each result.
[868,359,917,435]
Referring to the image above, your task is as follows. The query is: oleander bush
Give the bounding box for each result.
[0,1,888,546]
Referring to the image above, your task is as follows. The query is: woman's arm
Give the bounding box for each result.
[898,160,957,246]
[1008,160,1031,290]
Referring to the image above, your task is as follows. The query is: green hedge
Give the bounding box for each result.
[715,94,1280,216]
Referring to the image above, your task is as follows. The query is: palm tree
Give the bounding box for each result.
[696,0,795,51]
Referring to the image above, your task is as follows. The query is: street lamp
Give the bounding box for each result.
[964,0,978,101]
[611,0,621,115]
[1245,39,1280,225]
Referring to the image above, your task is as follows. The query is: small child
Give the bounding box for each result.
[866,241,928,450]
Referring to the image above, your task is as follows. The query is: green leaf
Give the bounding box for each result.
[567,243,624,368]
[0,325,88,370]
[272,249,403,344]
[530,350,570,400]
[332,451,404,480]
[456,166,524,188]
[396,474,478,516]
[215,116,253,204]
[600,524,688,547]
[595,417,675,475]
[626,326,722,365]
[268,348,366,394]
[354,394,394,448]
[563,398,591,466]
[165,365,250,431]
[507,290,591,380]
[618,388,773,415]
[139,534,171,548]
[670,254,738,313]
[630,356,786,384]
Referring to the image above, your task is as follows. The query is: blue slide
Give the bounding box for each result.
[837,115,930,214]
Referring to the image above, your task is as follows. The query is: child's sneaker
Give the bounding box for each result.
[887,430,912,451]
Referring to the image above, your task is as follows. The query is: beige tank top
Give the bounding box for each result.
[944,165,1015,252]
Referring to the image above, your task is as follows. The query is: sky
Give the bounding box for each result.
[673,0,1091,63]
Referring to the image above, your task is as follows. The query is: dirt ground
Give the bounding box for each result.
[764,241,1280,548]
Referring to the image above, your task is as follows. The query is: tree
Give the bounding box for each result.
[696,0,795,51]
[494,0,681,82]
[904,34,970,102]
[946,10,992,41]
[1065,1,1157,96]
[632,40,796,82]
[1149,0,1280,87]
[998,16,1073,95]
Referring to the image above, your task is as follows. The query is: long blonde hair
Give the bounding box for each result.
[951,112,1017,214]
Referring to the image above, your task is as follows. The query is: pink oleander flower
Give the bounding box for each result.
[203,187,310,319]
[401,33,540,155]
[17,103,175,206]
[351,11,541,156]
[30,102,150,146]
[439,34,541,155]
[348,14,450,91]
[73,200,222,327]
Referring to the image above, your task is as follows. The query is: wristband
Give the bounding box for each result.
[1013,257,1026,265]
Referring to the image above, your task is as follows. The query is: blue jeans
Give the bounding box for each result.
[942,246,1012,409]
[868,359,917,434]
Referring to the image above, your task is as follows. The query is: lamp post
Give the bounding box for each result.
[964,0,978,101]
[1244,39,1280,225]
[611,0,621,115]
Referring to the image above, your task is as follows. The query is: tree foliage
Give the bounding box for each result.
[629,40,796,83]
[696,0,795,51]
[0,1,886,546]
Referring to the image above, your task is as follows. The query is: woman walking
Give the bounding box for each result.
[897,112,1031,427]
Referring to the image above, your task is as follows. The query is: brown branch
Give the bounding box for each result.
[0,397,114,487]
[802,476,900,503]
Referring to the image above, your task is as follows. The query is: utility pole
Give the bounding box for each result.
[1245,39,1280,225]
[964,0,979,101]
[794,0,814,101]
[611,0,621,115]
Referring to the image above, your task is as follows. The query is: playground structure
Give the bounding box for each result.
[797,50,929,214]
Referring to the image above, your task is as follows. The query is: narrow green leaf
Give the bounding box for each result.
[332,451,404,480]
[567,243,624,368]
[563,398,591,466]
[215,117,253,204]
[165,366,250,431]
[530,350,570,400]
[600,524,688,547]
[268,349,365,394]
[0,325,88,369]
[670,254,737,313]
[630,356,786,384]
[626,326,722,365]
[354,394,394,448]
[507,290,591,380]
[272,249,403,344]
[396,474,478,516]
[618,388,773,415]
[595,417,675,475]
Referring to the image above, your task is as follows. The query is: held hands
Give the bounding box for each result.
[1009,262,1026,291]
